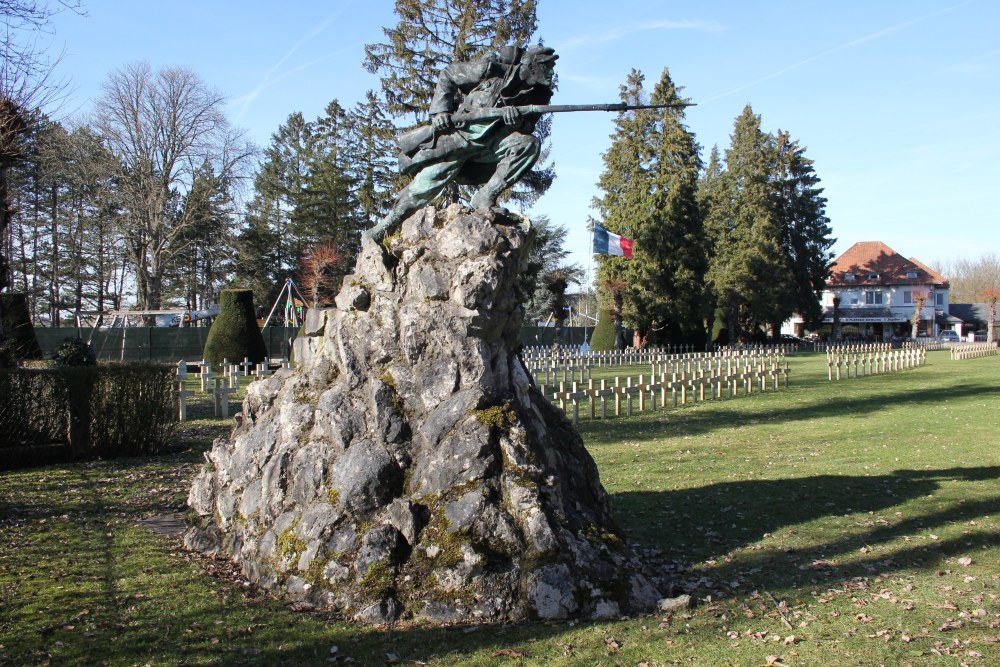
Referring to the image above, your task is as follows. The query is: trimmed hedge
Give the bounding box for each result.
[0,364,176,470]
[203,289,268,369]
[0,292,42,361]
[589,308,617,351]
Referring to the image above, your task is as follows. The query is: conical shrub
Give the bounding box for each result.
[589,307,617,351]
[0,292,43,361]
[203,289,268,369]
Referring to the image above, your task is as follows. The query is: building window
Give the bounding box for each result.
[903,290,913,304]
[844,273,856,282]
[867,272,880,281]
[865,290,883,305]
[935,292,944,306]
[906,271,918,279]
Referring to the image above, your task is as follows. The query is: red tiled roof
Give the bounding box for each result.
[828,241,949,287]
[907,256,949,285]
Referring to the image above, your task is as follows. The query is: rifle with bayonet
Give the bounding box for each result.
[396,102,696,163]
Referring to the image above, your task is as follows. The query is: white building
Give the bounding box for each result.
[788,241,959,340]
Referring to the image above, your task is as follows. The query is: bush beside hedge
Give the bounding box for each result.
[203,289,268,369]
[0,364,176,470]
[589,308,618,351]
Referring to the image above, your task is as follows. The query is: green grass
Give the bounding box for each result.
[1,351,998,666]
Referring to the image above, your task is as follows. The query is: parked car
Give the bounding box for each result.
[938,330,960,343]
[974,330,989,342]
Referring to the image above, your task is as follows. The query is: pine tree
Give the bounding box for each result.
[237,113,313,308]
[593,69,707,346]
[345,91,399,226]
[301,100,365,264]
[165,161,236,311]
[708,105,791,342]
[772,130,834,332]
[699,145,728,343]
[593,70,654,343]
[238,104,367,309]
[638,68,707,344]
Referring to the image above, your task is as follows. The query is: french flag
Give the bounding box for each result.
[592,224,633,258]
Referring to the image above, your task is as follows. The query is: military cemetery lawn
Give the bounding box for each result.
[1,350,998,666]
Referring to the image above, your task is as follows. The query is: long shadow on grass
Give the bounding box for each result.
[582,382,1000,443]
[614,465,1000,594]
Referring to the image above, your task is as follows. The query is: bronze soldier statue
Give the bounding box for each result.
[364,45,557,241]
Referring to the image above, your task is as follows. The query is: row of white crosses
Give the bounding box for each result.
[825,347,925,381]
[174,357,291,421]
[950,342,999,361]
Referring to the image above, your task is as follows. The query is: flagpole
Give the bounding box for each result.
[585,221,595,354]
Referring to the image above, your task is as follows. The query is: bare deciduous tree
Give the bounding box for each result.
[932,253,1000,304]
[980,287,1000,343]
[94,62,254,310]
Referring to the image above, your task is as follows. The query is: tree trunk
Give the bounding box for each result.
[49,179,60,325]
[0,165,10,360]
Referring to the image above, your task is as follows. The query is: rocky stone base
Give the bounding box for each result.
[185,205,664,624]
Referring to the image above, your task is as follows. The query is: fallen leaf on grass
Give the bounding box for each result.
[492,649,524,659]
[957,557,974,566]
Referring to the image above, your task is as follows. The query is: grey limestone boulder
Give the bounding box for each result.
[185,204,661,623]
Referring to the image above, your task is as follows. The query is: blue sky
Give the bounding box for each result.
[45,0,999,285]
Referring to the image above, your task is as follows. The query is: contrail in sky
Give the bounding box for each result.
[561,19,723,52]
[702,0,980,104]
[233,1,356,123]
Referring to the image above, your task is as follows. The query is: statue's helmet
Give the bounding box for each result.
[521,45,558,66]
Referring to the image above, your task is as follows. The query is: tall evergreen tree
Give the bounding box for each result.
[708,105,791,342]
[237,104,366,309]
[8,119,127,324]
[638,68,707,344]
[699,144,728,342]
[771,130,834,332]
[301,100,364,264]
[237,113,311,309]
[592,69,706,346]
[593,70,653,343]
[164,161,236,312]
[345,91,398,226]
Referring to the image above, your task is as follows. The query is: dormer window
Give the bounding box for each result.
[867,272,880,281]
[905,271,918,279]
[844,273,856,282]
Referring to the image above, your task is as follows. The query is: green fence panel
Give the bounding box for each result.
[35,325,593,361]
[34,327,300,362]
